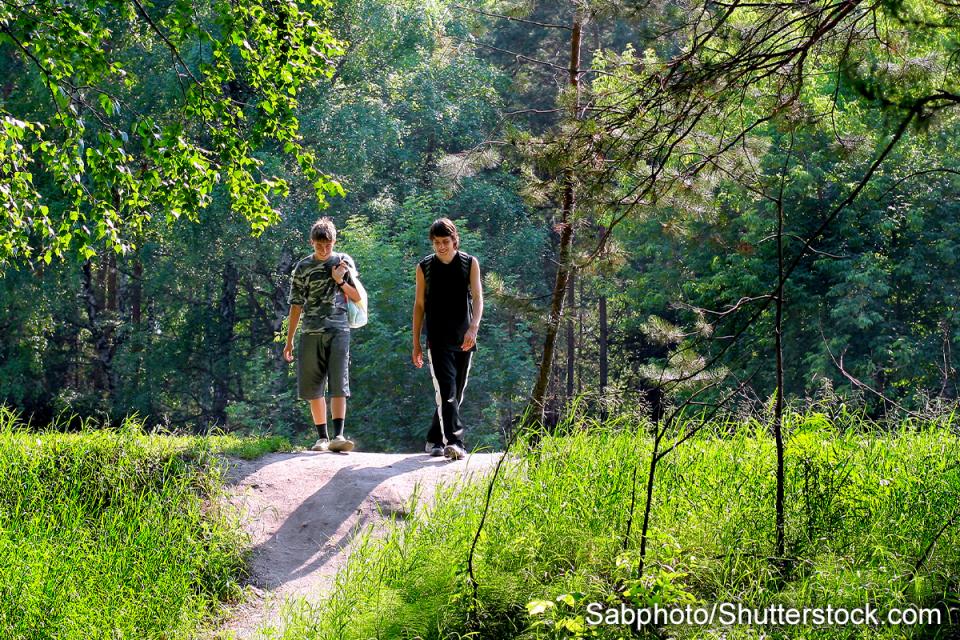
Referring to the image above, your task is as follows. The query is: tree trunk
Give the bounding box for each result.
[211,261,239,427]
[81,259,116,402]
[131,257,143,326]
[272,249,296,392]
[599,295,608,394]
[773,148,788,565]
[106,251,118,312]
[577,276,584,396]
[526,14,583,429]
[566,270,576,399]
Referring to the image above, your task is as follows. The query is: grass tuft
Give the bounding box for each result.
[0,406,289,639]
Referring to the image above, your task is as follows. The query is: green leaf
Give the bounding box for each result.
[526,600,555,616]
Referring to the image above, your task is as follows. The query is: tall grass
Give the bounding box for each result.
[273,411,960,639]
[0,407,289,639]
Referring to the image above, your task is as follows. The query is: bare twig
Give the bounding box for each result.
[905,508,960,584]
[821,330,923,419]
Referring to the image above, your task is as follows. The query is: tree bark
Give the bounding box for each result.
[106,250,118,312]
[526,13,583,428]
[773,142,790,565]
[599,295,608,393]
[81,258,116,401]
[566,270,576,399]
[211,261,239,427]
[774,220,786,563]
[577,275,584,396]
[131,257,143,326]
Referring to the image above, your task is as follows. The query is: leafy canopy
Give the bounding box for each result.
[0,0,346,266]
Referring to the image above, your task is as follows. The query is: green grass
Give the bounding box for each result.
[0,408,289,639]
[273,411,960,639]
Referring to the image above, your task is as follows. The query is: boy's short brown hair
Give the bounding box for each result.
[310,217,337,243]
[428,218,459,248]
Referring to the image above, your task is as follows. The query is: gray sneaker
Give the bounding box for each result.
[428,443,444,457]
[328,435,355,453]
[443,443,466,460]
[311,438,330,452]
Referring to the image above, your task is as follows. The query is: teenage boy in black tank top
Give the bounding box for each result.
[411,218,484,460]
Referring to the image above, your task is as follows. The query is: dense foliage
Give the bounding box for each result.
[1,0,958,447]
[0,0,345,263]
[0,0,545,447]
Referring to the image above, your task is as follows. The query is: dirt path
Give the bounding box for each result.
[211,450,500,639]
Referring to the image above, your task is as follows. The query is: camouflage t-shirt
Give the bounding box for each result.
[288,252,357,333]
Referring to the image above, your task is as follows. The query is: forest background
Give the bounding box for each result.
[1,0,958,451]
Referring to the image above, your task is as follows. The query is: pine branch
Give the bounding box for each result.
[452,4,573,30]
[448,34,569,72]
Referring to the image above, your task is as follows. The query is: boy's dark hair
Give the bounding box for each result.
[429,218,459,248]
[310,217,337,243]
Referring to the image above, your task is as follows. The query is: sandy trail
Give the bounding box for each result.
[211,450,500,639]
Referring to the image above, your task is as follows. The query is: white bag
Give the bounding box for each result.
[345,263,368,329]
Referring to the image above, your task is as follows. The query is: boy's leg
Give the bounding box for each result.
[331,396,346,420]
[310,398,329,438]
[331,396,347,438]
[309,398,328,427]
[299,334,330,447]
[426,410,443,449]
[427,346,461,447]
[327,329,354,452]
[452,351,473,437]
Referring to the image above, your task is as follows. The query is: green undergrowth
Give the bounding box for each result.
[0,408,290,639]
[275,411,960,639]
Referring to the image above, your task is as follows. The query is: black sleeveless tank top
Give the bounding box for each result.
[420,251,474,350]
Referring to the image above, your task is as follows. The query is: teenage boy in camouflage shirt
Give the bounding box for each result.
[284,218,362,452]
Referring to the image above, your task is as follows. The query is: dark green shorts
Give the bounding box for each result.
[298,329,350,400]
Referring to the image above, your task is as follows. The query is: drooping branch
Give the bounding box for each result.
[821,332,924,419]
[129,0,201,86]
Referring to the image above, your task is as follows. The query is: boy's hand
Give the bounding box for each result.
[283,344,294,362]
[412,342,423,368]
[332,262,348,284]
[461,325,478,351]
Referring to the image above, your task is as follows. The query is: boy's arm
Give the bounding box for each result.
[461,257,483,351]
[412,264,426,368]
[283,305,302,362]
[334,255,363,304]
[284,264,305,362]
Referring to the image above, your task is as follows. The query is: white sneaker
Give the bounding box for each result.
[328,435,355,453]
[311,438,330,452]
[443,443,466,460]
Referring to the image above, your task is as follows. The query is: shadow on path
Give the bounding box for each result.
[240,453,444,591]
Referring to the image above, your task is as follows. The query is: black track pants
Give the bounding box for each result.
[426,347,473,447]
